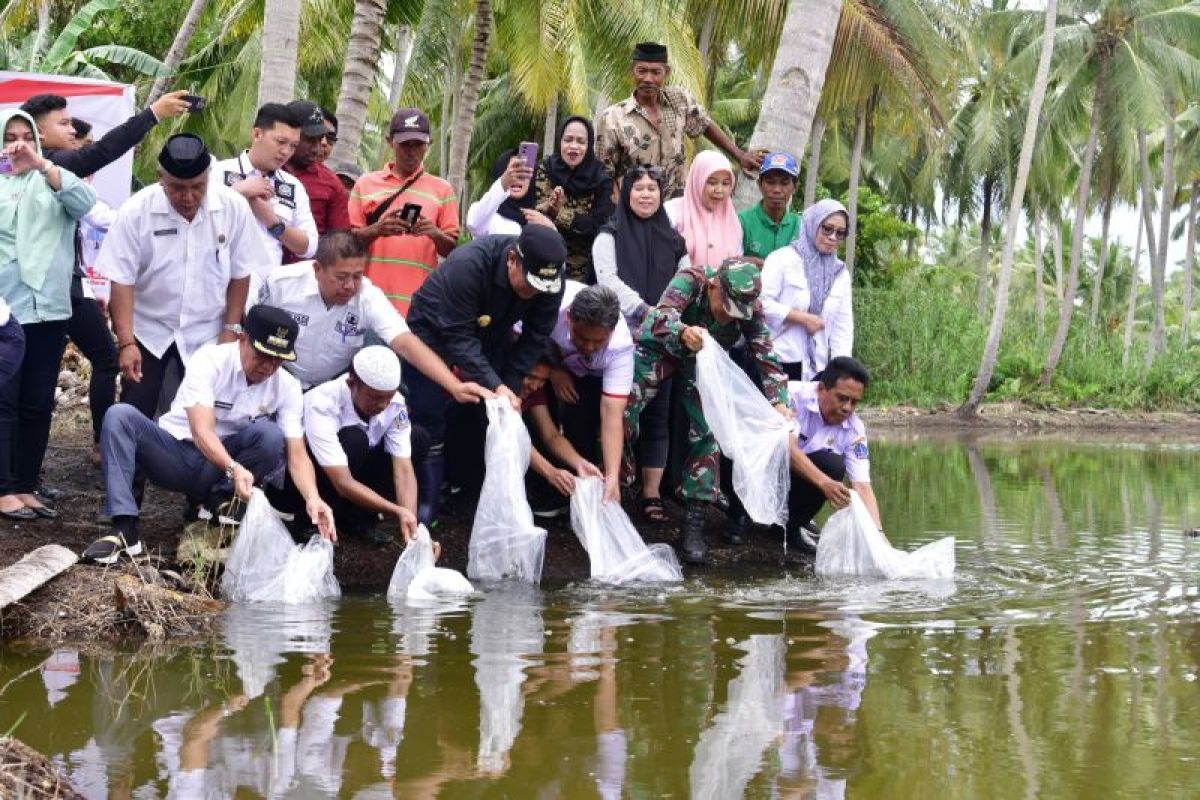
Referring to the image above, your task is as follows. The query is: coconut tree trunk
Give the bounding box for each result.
[1088,199,1112,327]
[1033,212,1045,336]
[1136,129,1160,268]
[906,201,916,259]
[1040,62,1105,386]
[257,0,302,106]
[1122,207,1144,367]
[147,0,211,104]
[733,0,844,208]
[1149,96,1177,362]
[978,174,994,314]
[446,0,493,201]
[1052,217,1063,301]
[330,0,387,166]
[844,106,866,273]
[961,0,1056,415]
[439,56,459,177]
[377,23,415,164]
[542,95,558,155]
[803,115,826,211]
[1183,179,1198,348]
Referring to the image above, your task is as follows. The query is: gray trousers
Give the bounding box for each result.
[101,403,286,518]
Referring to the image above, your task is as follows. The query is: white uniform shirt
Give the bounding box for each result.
[465,178,523,238]
[550,280,635,397]
[252,261,410,389]
[158,342,305,441]
[788,380,870,483]
[761,247,853,378]
[211,151,318,274]
[304,377,412,466]
[95,183,266,362]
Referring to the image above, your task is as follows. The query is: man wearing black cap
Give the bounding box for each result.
[95,134,270,418]
[348,107,459,315]
[83,304,336,564]
[282,100,350,242]
[595,42,764,199]
[404,224,568,519]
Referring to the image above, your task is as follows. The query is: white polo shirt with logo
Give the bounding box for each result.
[303,377,412,466]
[211,151,318,274]
[549,280,635,397]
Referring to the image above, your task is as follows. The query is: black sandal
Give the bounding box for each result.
[640,496,670,524]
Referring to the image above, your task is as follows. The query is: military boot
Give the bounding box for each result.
[680,503,709,565]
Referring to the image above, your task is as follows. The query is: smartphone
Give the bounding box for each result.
[0,154,11,175]
[183,94,207,112]
[400,202,422,225]
[517,141,539,171]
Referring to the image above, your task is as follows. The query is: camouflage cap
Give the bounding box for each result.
[713,258,761,320]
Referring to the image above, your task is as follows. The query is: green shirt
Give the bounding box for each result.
[739,203,800,260]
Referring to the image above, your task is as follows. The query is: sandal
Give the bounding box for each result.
[640,496,670,524]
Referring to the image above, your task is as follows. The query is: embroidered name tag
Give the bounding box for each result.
[214,400,234,410]
[153,228,178,236]
[289,312,311,326]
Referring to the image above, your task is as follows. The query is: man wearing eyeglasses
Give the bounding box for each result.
[282,100,350,250]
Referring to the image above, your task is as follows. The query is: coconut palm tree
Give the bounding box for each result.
[445,0,492,199]
[146,0,212,104]
[329,0,387,165]
[258,0,302,105]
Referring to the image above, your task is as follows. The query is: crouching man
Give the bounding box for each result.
[271,346,423,545]
[786,356,883,552]
[83,305,335,564]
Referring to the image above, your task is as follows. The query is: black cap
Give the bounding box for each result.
[287,100,328,137]
[158,134,210,179]
[632,42,668,63]
[245,304,298,361]
[515,225,567,294]
[389,107,431,143]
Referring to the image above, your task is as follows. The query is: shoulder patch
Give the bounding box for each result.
[851,436,869,460]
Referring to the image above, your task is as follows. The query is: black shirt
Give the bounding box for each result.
[43,108,158,178]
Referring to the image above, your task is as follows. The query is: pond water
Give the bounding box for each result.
[2,435,1199,799]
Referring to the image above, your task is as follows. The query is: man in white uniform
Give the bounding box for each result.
[98,134,269,417]
[83,305,335,564]
[211,103,318,275]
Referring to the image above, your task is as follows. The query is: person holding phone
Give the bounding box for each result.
[465,147,544,237]
[349,108,459,314]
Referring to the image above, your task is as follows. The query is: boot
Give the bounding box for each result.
[416,451,445,526]
[723,512,750,545]
[785,520,821,554]
[679,503,709,565]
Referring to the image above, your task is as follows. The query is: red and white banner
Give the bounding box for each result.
[0,71,136,210]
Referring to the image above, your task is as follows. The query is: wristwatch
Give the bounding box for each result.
[267,219,286,239]
[225,460,241,479]
[223,323,244,334]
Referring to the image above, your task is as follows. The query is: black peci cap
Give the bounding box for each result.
[245,304,299,361]
[632,42,668,63]
[158,134,211,179]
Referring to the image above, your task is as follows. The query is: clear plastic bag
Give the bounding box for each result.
[468,399,547,585]
[569,476,683,584]
[221,490,341,603]
[387,525,474,601]
[694,332,791,527]
[816,490,956,579]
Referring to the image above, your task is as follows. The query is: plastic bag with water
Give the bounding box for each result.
[387,525,474,601]
[816,490,956,579]
[221,490,341,603]
[694,332,791,527]
[467,399,547,584]
[569,476,683,584]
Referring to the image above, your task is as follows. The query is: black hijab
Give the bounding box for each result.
[492,148,536,225]
[544,116,609,197]
[602,167,687,304]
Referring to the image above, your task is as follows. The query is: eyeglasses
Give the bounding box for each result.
[324,133,338,144]
[819,223,848,241]
[628,164,664,181]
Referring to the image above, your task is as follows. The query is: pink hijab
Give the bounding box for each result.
[675,150,742,268]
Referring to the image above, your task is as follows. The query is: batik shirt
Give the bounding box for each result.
[595,87,712,200]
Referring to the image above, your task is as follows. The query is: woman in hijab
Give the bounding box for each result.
[759,198,853,380]
[664,150,743,269]
[594,165,688,523]
[534,116,614,283]
[466,148,537,237]
[0,109,96,520]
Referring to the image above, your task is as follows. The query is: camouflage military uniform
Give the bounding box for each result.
[622,260,790,503]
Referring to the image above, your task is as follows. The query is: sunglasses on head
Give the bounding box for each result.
[819,222,848,241]
[628,164,664,181]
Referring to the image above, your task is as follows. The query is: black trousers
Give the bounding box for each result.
[119,340,184,419]
[0,320,68,495]
[788,449,846,529]
[524,374,604,504]
[68,275,118,443]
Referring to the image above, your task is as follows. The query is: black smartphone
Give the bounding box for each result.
[400,202,422,225]
[183,94,207,112]
[517,141,538,171]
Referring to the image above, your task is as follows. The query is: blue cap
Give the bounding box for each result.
[760,151,799,179]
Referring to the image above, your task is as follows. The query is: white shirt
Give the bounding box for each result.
[466,178,523,238]
[252,261,410,389]
[304,377,412,466]
[760,247,853,378]
[0,297,9,327]
[550,280,635,396]
[789,380,870,483]
[95,183,266,361]
[211,151,318,274]
[159,341,305,441]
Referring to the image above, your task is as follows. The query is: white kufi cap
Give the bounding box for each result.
[352,346,402,391]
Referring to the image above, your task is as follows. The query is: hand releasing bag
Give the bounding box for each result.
[694,332,791,527]
[221,490,340,603]
[816,490,955,579]
[388,525,474,601]
[569,476,683,583]
[468,399,547,584]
